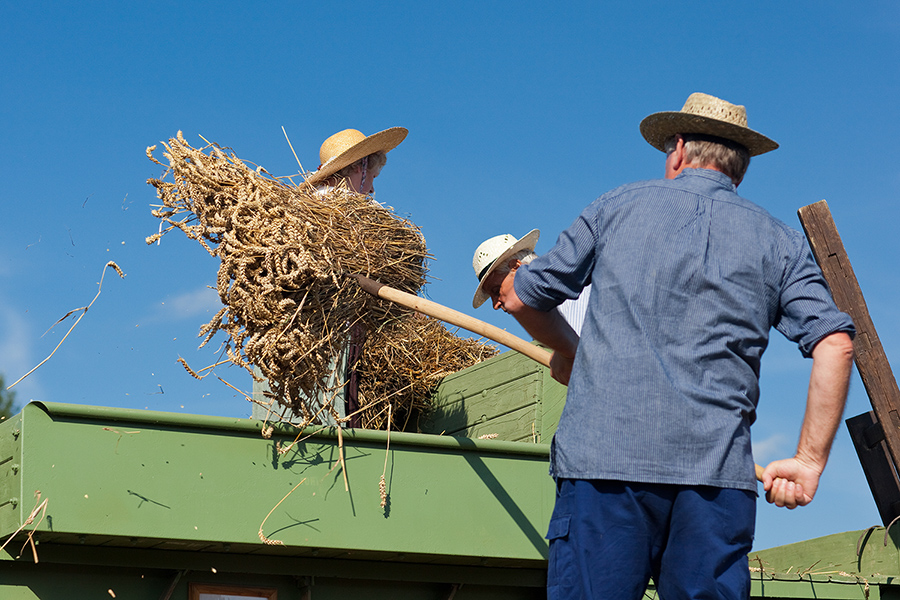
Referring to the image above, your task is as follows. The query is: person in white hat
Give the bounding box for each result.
[493,93,856,599]
[472,229,591,335]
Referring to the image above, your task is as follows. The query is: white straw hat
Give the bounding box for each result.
[472,229,540,308]
[640,93,778,156]
[304,127,408,186]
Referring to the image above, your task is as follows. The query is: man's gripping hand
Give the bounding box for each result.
[762,458,823,509]
[549,351,574,386]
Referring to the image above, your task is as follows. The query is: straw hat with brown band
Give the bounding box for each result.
[303,127,408,187]
[640,93,778,157]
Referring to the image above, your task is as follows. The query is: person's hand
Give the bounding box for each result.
[550,351,574,386]
[761,457,823,509]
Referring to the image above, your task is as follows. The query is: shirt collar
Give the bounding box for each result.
[676,167,736,191]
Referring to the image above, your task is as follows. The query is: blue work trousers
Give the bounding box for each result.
[547,478,755,600]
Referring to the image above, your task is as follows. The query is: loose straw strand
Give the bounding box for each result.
[282,126,304,173]
[380,404,391,508]
[8,262,125,390]
[337,426,349,492]
[0,491,49,563]
[258,478,307,546]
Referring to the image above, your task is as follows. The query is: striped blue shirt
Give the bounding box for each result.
[556,284,591,335]
[515,169,855,491]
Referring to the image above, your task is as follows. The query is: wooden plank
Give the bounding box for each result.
[426,351,545,439]
[436,350,544,397]
[456,404,543,443]
[539,370,567,442]
[797,200,900,475]
[845,411,900,525]
[427,370,542,438]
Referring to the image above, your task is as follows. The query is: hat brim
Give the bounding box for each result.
[304,127,408,186]
[473,229,540,308]
[640,112,778,157]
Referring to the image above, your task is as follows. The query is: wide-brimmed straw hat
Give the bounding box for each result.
[304,127,408,186]
[472,229,540,308]
[640,93,778,156]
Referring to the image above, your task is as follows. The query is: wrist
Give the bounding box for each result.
[793,451,826,475]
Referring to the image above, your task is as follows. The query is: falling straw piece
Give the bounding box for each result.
[8,262,125,391]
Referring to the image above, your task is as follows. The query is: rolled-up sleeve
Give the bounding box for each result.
[775,239,856,357]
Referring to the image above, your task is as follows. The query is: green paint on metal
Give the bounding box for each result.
[539,365,567,441]
[4,542,548,586]
[0,555,545,600]
[0,412,23,539]
[745,528,900,598]
[750,529,900,584]
[33,400,550,456]
[428,349,567,443]
[1,401,554,564]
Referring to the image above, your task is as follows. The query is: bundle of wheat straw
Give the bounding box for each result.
[357,313,497,430]
[146,132,495,428]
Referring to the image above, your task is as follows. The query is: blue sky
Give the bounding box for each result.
[2,2,898,551]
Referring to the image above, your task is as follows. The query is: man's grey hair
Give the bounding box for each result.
[665,134,750,186]
[493,250,538,276]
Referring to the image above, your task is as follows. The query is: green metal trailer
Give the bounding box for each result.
[1,349,898,599]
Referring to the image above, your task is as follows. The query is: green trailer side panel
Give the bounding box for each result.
[540,367,567,441]
[751,529,899,583]
[2,402,554,564]
[427,349,568,443]
[0,412,23,537]
[0,562,195,600]
[748,578,882,599]
[745,528,900,599]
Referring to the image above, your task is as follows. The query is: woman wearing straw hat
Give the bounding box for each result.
[304,127,407,195]
[252,127,408,427]
[306,127,408,427]
[309,127,407,426]
[492,93,856,599]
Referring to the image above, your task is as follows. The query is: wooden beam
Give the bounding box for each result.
[846,411,900,525]
[797,200,900,475]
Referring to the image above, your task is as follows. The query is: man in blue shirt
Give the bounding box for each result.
[486,93,856,599]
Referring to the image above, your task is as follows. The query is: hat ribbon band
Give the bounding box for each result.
[477,259,497,282]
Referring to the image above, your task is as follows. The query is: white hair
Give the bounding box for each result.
[493,250,537,276]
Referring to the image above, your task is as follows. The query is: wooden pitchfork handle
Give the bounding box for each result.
[351,274,765,482]
[350,274,552,367]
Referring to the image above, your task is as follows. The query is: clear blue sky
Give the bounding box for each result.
[2,1,898,551]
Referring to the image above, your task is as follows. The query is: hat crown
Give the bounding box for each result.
[639,92,778,157]
[319,129,367,165]
[681,92,749,129]
[473,234,517,278]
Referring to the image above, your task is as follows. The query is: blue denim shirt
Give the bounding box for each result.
[515,169,855,491]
